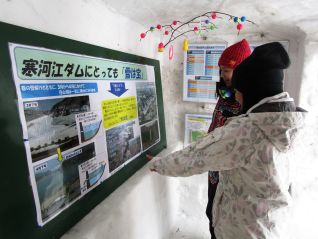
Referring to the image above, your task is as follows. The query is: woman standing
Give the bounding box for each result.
[148,42,307,239]
[206,39,251,239]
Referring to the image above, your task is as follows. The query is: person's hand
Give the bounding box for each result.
[146,154,153,161]
[146,154,157,172]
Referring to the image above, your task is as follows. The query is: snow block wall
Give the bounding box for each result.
[156,31,307,238]
[0,1,175,239]
[1,0,318,238]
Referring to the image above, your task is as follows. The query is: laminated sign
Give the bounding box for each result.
[9,43,161,226]
[183,43,227,103]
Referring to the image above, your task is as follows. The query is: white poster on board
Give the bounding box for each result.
[9,43,161,226]
[184,113,212,146]
[183,43,227,103]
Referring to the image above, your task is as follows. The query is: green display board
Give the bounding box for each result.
[0,21,166,239]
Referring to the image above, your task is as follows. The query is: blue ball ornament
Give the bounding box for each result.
[241,16,246,22]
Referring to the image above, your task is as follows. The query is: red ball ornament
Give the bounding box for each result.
[211,13,217,19]
[172,20,178,25]
[157,24,162,30]
[140,33,146,38]
[164,30,169,35]
[158,42,164,48]
[194,26,199,31]
[237,23,243,30]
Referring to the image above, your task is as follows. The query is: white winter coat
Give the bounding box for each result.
[150,92,307,239]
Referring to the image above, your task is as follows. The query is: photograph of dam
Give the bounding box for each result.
[23,95,90,162]
[136,82,158,125]
[34,142,96,222]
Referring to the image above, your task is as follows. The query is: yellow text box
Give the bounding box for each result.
[102,96,137,129]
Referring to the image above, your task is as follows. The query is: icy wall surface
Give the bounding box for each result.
[1,0,318,238]
[0,1,173,239]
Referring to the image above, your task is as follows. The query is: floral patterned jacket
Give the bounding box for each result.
[150,92,307,239]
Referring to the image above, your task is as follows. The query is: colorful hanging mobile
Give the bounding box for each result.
[139,11,256,56]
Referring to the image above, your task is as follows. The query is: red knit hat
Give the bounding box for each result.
[218,39,251,69]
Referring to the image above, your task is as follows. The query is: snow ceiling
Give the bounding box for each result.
[102,0,318,41]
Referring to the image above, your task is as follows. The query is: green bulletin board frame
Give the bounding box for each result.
[0,21,166,239]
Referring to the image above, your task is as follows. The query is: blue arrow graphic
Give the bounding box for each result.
[108,82,128,97]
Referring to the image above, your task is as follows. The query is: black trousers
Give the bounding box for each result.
[206,180,218,239]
